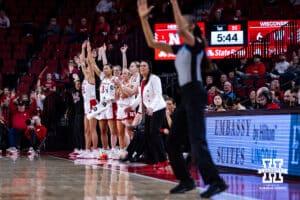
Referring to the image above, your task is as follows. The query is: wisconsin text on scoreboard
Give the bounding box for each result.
[154,19,300,60]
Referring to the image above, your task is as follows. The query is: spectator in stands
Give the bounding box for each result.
[257,89,280,109]
[61,60,79,85]
[111,19,127,41]
[291,86,300,107]
[0,10,10,29]
[235,57,248,76]
[94,16,110,37]
[228,70,241,89]
[212,94,226,112]
[282,89,292,108]
[207,86,218,106]
[227,97,246,110]
[25,115,47,153]
[77,18,91,43]
[21,93,37,116]
[271,90,283,107]
[40,73,56,97]
[245,54,266,77]
[34,87,46,115]
[105,43,120,65]
[233,9,245,21]
[63,18,76,36]
[269,79,283,101]
[270,54,290,78]
[96,0,114,13]
[205,75,214,90]
[219,73,228,88]
[221,81,236,106]
[8,100,31,151]
[211,9,223,22]
[0,87,10,123]
[287,55,300,75]
[245,89,257,109]
[45,17,60,37]
[66,80,84,151]
[0,87,10,105]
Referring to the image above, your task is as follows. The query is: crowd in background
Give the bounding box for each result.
[0,0,300,153]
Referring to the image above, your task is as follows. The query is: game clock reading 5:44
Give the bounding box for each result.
[210,31,244,46]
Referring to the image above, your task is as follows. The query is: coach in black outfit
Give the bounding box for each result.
[137,0,228,198]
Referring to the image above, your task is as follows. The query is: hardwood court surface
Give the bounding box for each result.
[0,153,299,200]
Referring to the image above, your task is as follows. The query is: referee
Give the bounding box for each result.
[137,0,228,198]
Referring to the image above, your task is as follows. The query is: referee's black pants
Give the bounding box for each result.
[167,81,223,185]
[144,108,167,164]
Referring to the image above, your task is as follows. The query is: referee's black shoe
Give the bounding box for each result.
[170,181,196,194]
[200,181,228,198]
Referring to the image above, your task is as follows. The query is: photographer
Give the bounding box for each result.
[8,100,31,152]
[25,116,47,153]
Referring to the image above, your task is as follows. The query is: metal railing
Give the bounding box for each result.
[226,20,300,60]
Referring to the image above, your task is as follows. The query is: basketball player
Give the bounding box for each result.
[91,44,118,153]
[77,41,98,158]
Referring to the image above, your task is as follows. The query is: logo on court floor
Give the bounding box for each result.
[258,158,288,183]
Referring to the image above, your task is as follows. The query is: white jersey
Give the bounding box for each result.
[82,79,96,101]
[130,74,140,87]
[99,77,115,103]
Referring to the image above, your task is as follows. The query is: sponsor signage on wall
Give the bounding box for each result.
[205,114,299,176]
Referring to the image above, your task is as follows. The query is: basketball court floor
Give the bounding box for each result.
[0,152,299,200]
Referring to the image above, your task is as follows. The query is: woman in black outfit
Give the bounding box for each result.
[137,0,228,198]
[127,60,168,167]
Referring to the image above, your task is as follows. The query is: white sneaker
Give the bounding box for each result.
[28,147,35,155]
[110,148,123,160]
[119,149,128,160]
[69,148,80,157]
[7,147,18,155]
[76,150,90,159]
[86,102,108,120]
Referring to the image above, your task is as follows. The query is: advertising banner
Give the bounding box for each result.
[206,115,291,172]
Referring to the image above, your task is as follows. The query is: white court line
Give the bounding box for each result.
[51,156,259,200]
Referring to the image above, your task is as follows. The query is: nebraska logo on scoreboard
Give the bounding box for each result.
[154,22,205,60]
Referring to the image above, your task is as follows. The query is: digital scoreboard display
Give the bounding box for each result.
[154,19,299,60]
[206,22,247,46]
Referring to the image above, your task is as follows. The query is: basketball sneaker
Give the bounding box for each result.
[27,147,35,156]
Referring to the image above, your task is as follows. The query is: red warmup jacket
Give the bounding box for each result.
[11,111,31,131]
[267,102,281,110]
[245,63,266,77]
[25,125,47,141]
[9,96,37,130]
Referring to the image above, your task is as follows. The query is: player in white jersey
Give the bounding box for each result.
[82,79,97,115]
[80,41,98,153]
[91,44,118,150]
[121,45,141,97]
[129,61,141,96]
[115,68,136,149]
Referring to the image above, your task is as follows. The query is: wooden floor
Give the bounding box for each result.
[0,154,299,200]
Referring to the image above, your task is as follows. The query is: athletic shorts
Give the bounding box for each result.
[96,102,117,121]
[116,103,135,121]
[84,99,97,115]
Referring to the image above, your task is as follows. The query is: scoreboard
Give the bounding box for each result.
[206,22,247,46]
[154,19,300,60]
